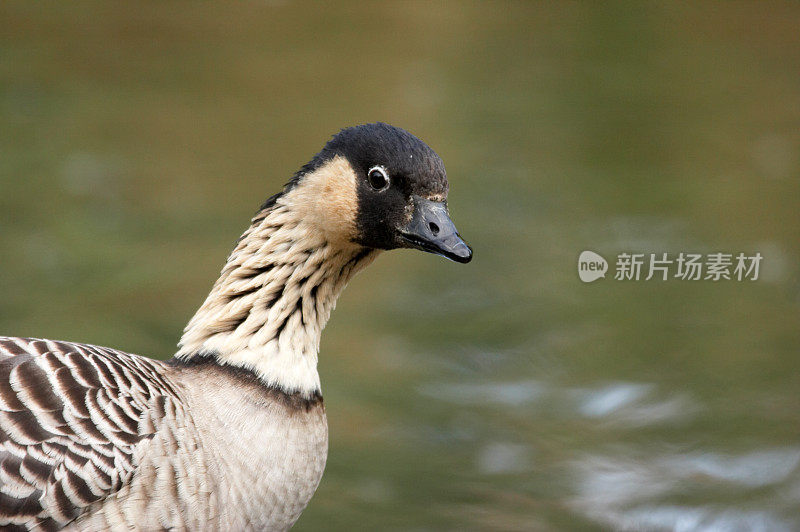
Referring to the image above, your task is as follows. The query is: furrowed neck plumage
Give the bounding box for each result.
[177,156,378,396]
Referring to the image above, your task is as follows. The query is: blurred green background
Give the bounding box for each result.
[2,2,799,530]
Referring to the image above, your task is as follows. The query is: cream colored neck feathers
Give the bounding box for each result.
[177,156,378,396]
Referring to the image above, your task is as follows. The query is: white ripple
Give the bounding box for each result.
[663,448,800,488]
[570,448,800,531]
[418,379,547,407]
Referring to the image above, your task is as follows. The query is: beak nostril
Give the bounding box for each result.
[429,222,439,235]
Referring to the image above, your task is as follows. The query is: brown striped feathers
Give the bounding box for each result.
[0,337,179,530]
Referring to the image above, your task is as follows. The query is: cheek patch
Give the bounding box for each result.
[282,156,360,243]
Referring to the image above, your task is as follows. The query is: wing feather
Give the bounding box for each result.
[0,336,179,529]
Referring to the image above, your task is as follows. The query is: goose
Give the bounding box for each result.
[0,123,472,530]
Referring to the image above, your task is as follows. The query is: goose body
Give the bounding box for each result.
[0,338,325,530]
[0,123,471,530]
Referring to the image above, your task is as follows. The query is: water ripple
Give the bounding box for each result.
[418,379,546,407]
[570,449,800,531]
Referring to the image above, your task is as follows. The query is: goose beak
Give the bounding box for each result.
[399,196,473,263]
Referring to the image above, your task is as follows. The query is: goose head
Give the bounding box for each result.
[286,122,473,263]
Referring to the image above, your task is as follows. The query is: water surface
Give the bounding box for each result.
[1,2,799,530]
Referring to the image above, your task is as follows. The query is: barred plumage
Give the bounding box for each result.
[0,337,179,529]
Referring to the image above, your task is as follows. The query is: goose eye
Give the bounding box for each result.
[367,167,390,191]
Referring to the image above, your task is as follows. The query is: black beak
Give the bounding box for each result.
[399,196,472,263]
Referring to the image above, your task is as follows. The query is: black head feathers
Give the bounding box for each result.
[303,123,448,200]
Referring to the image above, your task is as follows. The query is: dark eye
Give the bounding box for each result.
[367,166,390,191]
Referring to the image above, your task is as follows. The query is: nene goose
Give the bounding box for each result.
[0,123,472,530]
